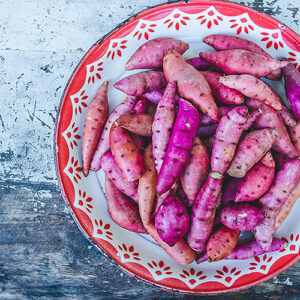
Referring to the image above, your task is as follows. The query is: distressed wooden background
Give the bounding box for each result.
[0,0,299,299]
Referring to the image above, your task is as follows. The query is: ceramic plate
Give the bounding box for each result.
[54,0,300,294]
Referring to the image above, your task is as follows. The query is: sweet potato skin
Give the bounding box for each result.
[244,109,262,131]
[186,56,212,70]
[90,96,137,171]
[222,176,240,205]
[134,99,148,114]
[105,177,146,233]
[143,89,165,104]
[197,123,218,138]
[163,50,219,121]
[289,121,300,155]
[114,70,167,97]
[227,128,278,178]
[125,38,189,70]
[82,81,109,176]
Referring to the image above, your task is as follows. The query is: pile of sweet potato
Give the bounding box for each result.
[81,35,300,265]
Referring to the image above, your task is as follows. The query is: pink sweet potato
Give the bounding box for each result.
[152,82,177,173]
[207,226,240,262]
[114,111,153,136]
[275,180,300,230]
[220,204,264,231]
[156,99,199,194]
[155,195,190,246]
[222,176,240,205]
[200,71,244,105]
[211,106,248,175]
[134,98,148,114]
[227,128,278,178]
[143,89,165,104]
[254,157,300,250]
[114,70,167,97]
[235,152,275,202]
[130,133,147,151]
[244,109,262,131]
[163,50,219,121]
[180,137,209,206]
[218,75,282,110]
[125,38,189,70]
[203,34,282,80]
[200,49,288,78]
[187,172,223,252]
[282,59,300,119]
[138,144,157,226]
[105,177,146,233]
[82,81,109,176]
[247,98,298,158]
[197,123,218,138]
[177,187,190,208]
[90,96,137,171]
[186,56,212,70]
[101,150,138,203]
[277,95,297,127]
[289,121,300,155]
[110,125,145,181]
[199,113,216,126]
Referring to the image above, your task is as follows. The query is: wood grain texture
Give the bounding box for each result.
[0,0,299,299]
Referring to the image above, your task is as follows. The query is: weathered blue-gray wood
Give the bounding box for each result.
[0,0,299,299]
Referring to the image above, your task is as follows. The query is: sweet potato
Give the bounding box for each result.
[222,176,240,205]
[202,136,215,154]
[101,150,138,203]
[282,59,300,119]
[211,106,248,174]
[143,89,165,104]
[235,152,275,202]
[177,187,190,208]
[207,226,240,262]
[110,125,145,181]
[155,195,190,246]
[244,109,262,131]
[90,96,137,171]
[277,96,297,127]
[196,252,208,264]
[152,82,177,173]
[200,49,288,78]
[163,50,219,121]
[200,71,244,105]
[156,99,199,194]
[273,151,291,172]
[187,172,223,252]
[254,157,300,250]
[228,128,278,178]
[105,177,146,233]
[289,121,300,155]
[203,34,282,80]
[197,123,218,138]
[218,75,282,110]
[114,112,153,136]
[247,98,298,158]
[125,38,189,70]
[186,56,212,70]
[114,70,167,97]
[199,113,216,126]
[275,180,300,230]
[221,204,264,231]
[82,81,109,176]
[180,137,209,206]
[134,98,148,114]
[138,144,157,226]
[130,133,147,151]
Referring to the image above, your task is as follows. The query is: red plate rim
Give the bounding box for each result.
[54,0,300,295]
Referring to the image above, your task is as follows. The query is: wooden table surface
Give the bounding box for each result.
[1,0,299,299]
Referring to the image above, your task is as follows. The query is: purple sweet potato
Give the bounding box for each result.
[114,111,153,136]
[163,50,219,121]
[289,121,300,155]
[180,137,209,206]
[227,128,278,178]
[125,38,189,70]
[110,125,145,181]
[282,59,300,119]
[156,99,199,195]
[134,98,148,114]
[152,82,176,173]
[221,204,264,231]
[225,238,286,260]
[222,176,240,205]
[203,34,282,80]
[244,109,262,130]
[105,177,146,233]
[90,96,137,171]
[187,172,223,252]
[207,226,240,262]
[200,71,244,105]
[200,49,288,78]
[114,70,167,97]
[196,252,208,264]
[143,89,165,104]
[211,106,248,175]
[155,195,190,246]
[82,81,109,176]
[186,56,212,70]
[197,123,218,138]
[101,150,138,203]
[138,144,157,226]
[254,157,300,250]
[235,152,275,202]
[247,98,298,158]
[218,75,282,110]
[199,113,217,126]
